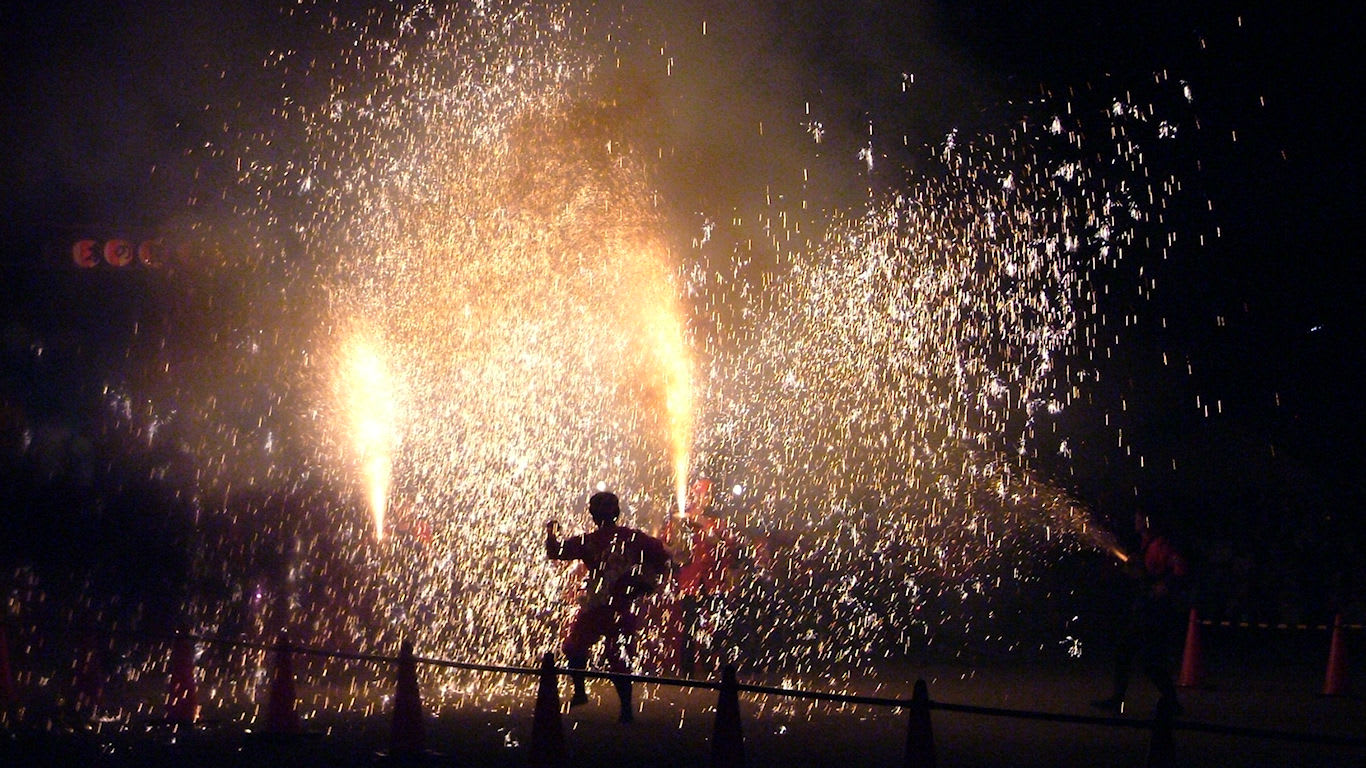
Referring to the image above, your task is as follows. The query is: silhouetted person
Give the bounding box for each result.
[546,491,670,723]
[661,478,741,676]
[1094,510,1189,715]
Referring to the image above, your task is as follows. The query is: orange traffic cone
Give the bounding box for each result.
[1,623,14,707]
[905,679,935,768]
[1146,695,1178,768]
[529,652,564,767]
[390,640,425,755]
[166,634,199,725]
[263,633,300,733]
[1322,613,1347,696]
[1177,608,1203,688]
[710,664,744,768]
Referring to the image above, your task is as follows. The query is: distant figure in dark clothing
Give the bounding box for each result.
[1095,511,1189,714]
[546,491,671,723]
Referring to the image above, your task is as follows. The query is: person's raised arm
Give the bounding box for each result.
[647,531,673,576]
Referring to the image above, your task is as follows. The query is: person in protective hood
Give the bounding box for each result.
[546,491,671,722]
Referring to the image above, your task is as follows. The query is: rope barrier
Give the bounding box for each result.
[1198,619,1364,631]
[8,623,1365,751]
[188,631,1366,748]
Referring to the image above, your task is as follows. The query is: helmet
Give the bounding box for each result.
[588,491,620,524]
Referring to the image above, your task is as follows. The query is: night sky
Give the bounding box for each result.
[2,1,1364,627]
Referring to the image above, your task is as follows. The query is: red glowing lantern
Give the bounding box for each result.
[137,239,166,268]
[103,239,134,267]
[72,239,100,268]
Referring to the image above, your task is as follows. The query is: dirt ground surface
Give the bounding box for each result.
[4,627,1364,767]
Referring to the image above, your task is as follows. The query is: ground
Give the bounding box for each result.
[3,626,1363,767]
